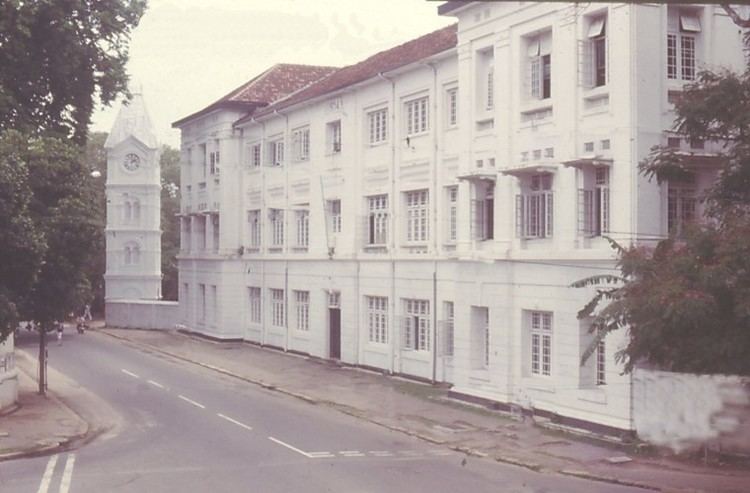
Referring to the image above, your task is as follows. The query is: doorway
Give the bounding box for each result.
[328,291,341,360]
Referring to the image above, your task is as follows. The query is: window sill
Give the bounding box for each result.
[363,245,388,253]
[520,98,552,115]
[268,247,283,253]
[582,85,609,100]
[405,131,429,140]
[368,140,389,148]
[292,246,309,253]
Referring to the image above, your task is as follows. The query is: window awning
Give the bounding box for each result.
[680,13,701,33]
[672,151,723,167]
[587,17,606,38]
[457,169,497,182]
[500,163,557,177]
[562,156,613,169]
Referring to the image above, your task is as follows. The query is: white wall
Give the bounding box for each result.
[106,300,180,330]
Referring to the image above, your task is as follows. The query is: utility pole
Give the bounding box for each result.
[38,325,47,395]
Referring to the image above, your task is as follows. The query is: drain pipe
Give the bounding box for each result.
[275,108,291,352]
[378,71,397,375]
[427,61,439,384]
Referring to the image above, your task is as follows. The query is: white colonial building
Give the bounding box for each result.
[173,2,746,434]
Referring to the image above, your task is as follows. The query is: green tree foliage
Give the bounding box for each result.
[576,60,750,376]
[159,146,180,301]
[0,0,147,143]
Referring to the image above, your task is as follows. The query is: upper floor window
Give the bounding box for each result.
[582,15,607,88]
[366,194,388,246]
[327,199,342,234]
[477,48,494,111]
[295,209,309,248]
[486,66,494,109]
[123,243,140,265]
[199,144,207,178]
[247,210,261,248]
[446,87,458,127]
[269,208,284,247]
[471,183,494,241]
[667,10,701,81]
[267,137,284,167]
[667,176,697,236]
[209,139,220,175]
[405,96,429,136]
[578,167,610,237]
[292,127,310,161]
[211,213,220,253]
[250,143,261,168]
[327,120,342,153]
[368,108,388,144]
[446,186,458,242]
[405,189,429,243]
[516,173,554,239]
[526,32,552,100]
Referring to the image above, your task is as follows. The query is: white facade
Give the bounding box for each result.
[105,92,162,301]
[173,3,745,433]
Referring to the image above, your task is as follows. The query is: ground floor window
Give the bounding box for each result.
[248,287,261,323]
[366,296,388,344]
[402,299,430,351]
[529,311,552,376]
[270,288,285,327]
[295,290,310,331]
[442,301,454,357]
[471,306,489,369]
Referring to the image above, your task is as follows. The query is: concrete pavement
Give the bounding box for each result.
[95,325,750,493]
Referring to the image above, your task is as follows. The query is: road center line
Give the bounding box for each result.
[267,436,311,457]
[120,369,140,379]
[217,413,253,431]
[178,394,206,409]
[147,379,165,389]
[36,454,58,493]
[59,454,76,493]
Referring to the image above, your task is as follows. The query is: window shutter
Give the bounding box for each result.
[515,194,524,238]
[545,192,554,238]
[601,187,610,233]
[401,316,414,350]
[605,35,610,85]
[530,57,541,99]
[580,40,594,89]
[577,189,586,234]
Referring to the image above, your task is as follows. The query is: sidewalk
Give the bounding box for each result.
[98,326,750,493]
[0,349,89,461]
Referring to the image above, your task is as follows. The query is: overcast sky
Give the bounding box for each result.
[90,0,454,147]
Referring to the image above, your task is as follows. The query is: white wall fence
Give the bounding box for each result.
[634,368,750,455]
[0,337,18,410]
[106,300,179,330]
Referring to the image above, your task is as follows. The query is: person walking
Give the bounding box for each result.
[83,304,92,322]
[56,322,63,346]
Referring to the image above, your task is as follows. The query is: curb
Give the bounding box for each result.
[559,469,660,491]
[495,455,543,472]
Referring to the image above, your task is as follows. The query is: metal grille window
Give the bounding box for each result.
[447,186,458,242]
[578,167,610,237]
[247,210,261,247]
[405,190,429,243]
[366,296,388,344]
[269,209,284,247]
[405,97,429,135]
[668,186,696,236]
[402,299,430,351]
[596,334,606,385]
[367,195,388,246]
[447,88,458,127]
[530,311,552,376]
[294,290,309,331]
[516,174,554,239]
[327,200,342,234]
[368,108,387,144]
[248,287,261,323]
[270,288,285,327]
[292,127,310,161]
[486,67,494,109]
[295,210,309,247]
[442,301,454,357]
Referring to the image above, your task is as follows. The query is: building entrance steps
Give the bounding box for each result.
[98,326,750,493]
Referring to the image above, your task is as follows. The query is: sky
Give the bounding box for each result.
[91,0,455,148]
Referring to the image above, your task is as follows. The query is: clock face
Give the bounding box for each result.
[123,153,141,171]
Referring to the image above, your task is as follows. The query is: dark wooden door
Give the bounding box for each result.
[329,308,341,360]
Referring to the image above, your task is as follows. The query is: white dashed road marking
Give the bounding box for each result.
[267,436,311,457]
[339,450,365,457]
[147,379,165,389]
[217,413,253,431]
[59,454,76,493]
[178,395,206,409]
[370,451,393,457]
[36,454,58,493]
[121,369,140,379]
[307,451,335,458]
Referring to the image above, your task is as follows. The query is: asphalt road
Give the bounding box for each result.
[1,330,645,492]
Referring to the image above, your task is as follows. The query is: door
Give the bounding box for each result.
[329,308,341,360]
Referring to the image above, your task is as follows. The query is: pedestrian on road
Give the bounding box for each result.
[56,322,63,346]
[83,304,92,321]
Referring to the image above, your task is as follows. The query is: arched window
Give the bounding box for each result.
[132,199,141,222]
[124,245,132,265]
[132,244,141,264]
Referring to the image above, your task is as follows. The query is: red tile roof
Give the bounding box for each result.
[172,63,338,128]
[240,24,457,124]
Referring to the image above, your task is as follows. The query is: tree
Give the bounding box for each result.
[575,15,750,376]
[159,146,181,301]
[0,0,147,143]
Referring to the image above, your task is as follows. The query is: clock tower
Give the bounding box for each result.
[104,90,162,301]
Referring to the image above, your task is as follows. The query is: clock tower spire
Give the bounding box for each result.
[104,91,162,301]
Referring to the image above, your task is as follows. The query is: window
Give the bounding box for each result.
[250,143,261,167]
[442,301,454,357]
[123,243,140,265]
[247,210,261,248]
[267,138,284,167]
[368,108,388,144]
[582,15,607,88]
[516,174,554,239]
[294,290,310,331]
[366,296,388,344]
[328,120,342,153]
[667,10,700,81]
[295,209,309,248]
[471,306,489,369]
[292,127,310,161]
[248,287,261,324]
[596,333,606,386]
[366,194,388,246]
[198,283,206,322]
[403,299,430,351]
[209,285,217,324]
[667,179,697,236]
[529,311,552,376]
[405,190,429,243]
[578,167,610,237]
[211,214,220,253]
[405,97,429,136]
[209,140,220,175]
[200,144,207,178]
[446,87,458,127]
[471,183,494,241]
[527,32,552,100]
[446,186,458,242]
[477,48,494,111]
[486,66,494,109]
[327,200,341,234]
[195,215,206,251]
[269,209,284,247]
[270,288,285,327]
